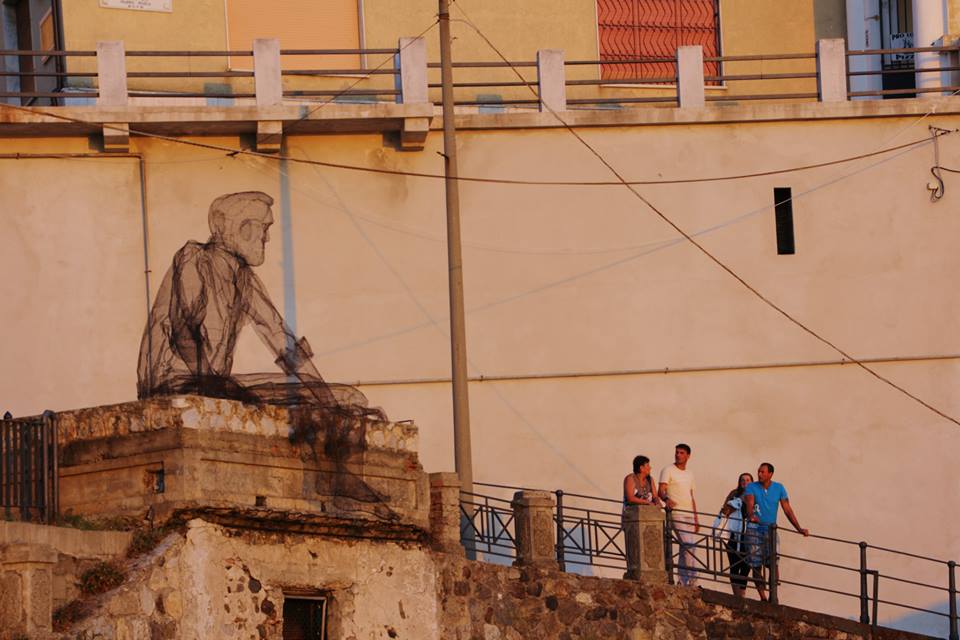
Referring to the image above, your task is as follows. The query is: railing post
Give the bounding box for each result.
[949,560,959,640]
[511,490,558,569]
[96,41,129,151]
[623,504,667,583]
[859,541,870,624]
[399,36,428,104]
[555,489,566,571]
[816,38,848,103]
[536,49,566,113]
[397,36,430,150]
[767,524,779,605]
[253,38,283,153]
[429,472,465,556]
[677,45,705,108]
[664,508,675,584]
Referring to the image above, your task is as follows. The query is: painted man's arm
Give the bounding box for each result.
[246,271,321,378]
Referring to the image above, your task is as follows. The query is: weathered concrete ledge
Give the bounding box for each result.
[53,396,429,535]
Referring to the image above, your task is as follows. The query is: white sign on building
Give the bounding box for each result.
[99,0,172,12]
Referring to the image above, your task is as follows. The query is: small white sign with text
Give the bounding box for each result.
[99,0,172,13]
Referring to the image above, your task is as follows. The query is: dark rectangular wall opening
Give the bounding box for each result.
[773,187,795,255]
[282,596,328,640]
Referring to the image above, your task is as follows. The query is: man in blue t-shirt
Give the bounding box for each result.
[742,462,809,601]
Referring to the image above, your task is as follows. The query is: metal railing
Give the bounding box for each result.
[1,410,58,523]
[463,482,960,639]
[5,42,960,112]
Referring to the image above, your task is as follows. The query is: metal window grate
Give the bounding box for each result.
[597,0,721,82]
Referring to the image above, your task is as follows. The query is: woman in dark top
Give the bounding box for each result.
[623,455,662,507]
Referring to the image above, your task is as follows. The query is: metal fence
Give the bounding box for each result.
[463,482,959,639]
[5,43,960,110]
[1,410,58,523]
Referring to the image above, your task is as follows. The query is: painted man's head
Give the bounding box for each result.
[207,191,275,266]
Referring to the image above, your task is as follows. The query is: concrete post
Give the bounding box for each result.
[96,41,129,150]
[913,0,947,98]
[96,41,128,107]
[622,504,667,583]
[253,38,283,153]
[677,45,705,108]
[935,35,960,94]
[398,36,430,150]
[0,543,57,636]
[511,490,557,569]
[816,39,848,102]
[429,472,465,556]
[537,49,566,113]
[399,37,428,104]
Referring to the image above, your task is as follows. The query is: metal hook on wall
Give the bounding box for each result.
[928,125,947,202]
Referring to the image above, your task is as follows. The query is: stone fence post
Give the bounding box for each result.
[253,38,283,153]
[677,45,705,108]
[96,40,129,150]
[537,49,566,113]
[429,472,464,556]
[0,543,58,636]
[816,38,848,103]
[512,490,557,569]
[622,504,666,583]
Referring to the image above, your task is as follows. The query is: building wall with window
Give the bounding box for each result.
[49,1,878,103]
[1,101,959,634]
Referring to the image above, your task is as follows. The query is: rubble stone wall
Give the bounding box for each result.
[435,556,932,640]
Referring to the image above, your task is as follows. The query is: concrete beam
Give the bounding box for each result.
[536,49,566,113]
[96,41,129,150]
[399,37,428,104]
[816,39,848,103]
[677,45,705,108]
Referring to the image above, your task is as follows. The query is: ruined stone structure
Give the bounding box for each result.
[0,399,937,639]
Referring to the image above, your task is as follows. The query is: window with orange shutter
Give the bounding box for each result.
[596,0,720,83]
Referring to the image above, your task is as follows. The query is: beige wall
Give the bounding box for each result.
[58,0,826,104]
[2,110,958,632]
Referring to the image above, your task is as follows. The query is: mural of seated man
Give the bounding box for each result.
[137,191,370,413]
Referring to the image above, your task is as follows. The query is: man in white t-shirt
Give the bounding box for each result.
[658,443,700,586]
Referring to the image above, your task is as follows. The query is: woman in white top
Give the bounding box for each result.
[712,472,755,598]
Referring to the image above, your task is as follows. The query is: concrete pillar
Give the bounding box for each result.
[845,0,882,99]
[913,0,948,97]
[0,543,57,636]
[398,37,428,104]
[622,505,667,583]
[935,34,960,92]
[96,41,127,107]
[817,39,849,102]
[511,490,557,569]
[429,472,464,556]
[536,49,566,113]
[96,41,129,150]
[677,45,705,108]
[253,38,283,153]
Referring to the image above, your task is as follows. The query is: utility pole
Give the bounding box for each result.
[438,0,473,495]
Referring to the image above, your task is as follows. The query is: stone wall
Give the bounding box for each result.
[53,396,428,531]
[70,518,443,640]
[435,557,935,640]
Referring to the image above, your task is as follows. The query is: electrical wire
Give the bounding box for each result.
[449,0,960,429]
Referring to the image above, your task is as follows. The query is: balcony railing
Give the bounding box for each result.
[464,481,960,640]
[3,39,960,112]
